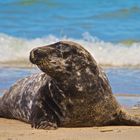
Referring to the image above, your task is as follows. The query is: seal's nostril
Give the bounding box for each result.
[33,49,40,55]
[30,50,36,64]
[29,48,47,64]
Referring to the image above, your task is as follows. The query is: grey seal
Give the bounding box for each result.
[29,41,140,127]
[1,41,140,130]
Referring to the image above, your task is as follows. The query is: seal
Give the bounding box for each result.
[30,41,140,127]
[0,73,70,129]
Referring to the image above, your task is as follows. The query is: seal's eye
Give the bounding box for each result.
[51,50,62,58]
[51,52,58,57]
[55,43,70,51]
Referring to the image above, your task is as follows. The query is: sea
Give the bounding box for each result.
[0,0,140,107]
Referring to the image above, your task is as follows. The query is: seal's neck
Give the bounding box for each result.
[56,66,112,97]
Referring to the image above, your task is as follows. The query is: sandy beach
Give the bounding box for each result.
[0,108,140,140]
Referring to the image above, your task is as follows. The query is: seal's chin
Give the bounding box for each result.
[35,60,53,75]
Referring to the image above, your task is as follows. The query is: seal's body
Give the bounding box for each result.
[0,73,68,129]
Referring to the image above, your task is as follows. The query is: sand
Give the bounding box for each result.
[0,108,140,140]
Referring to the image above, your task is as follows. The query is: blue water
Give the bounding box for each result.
[107,68,140,94]
[0,67,36,91]
[0,0,140,106]
[0,0,140,42]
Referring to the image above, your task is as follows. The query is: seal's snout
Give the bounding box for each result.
[29,50,34,64]
[30,49,37,64]
[30,48,47,64]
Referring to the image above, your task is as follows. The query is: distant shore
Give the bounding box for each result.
[115,94,140,97]
[0,61,33,68]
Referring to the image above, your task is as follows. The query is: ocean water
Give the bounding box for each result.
[0,0,140,106]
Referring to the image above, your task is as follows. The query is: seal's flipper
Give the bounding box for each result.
[30,105,57,129]
[30,79,67,129]
[30,92,59,130]
[118,110,140,126]
[34,119,57,129]
[105,110,140,126]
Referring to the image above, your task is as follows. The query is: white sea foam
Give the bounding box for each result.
[0,33,140,67]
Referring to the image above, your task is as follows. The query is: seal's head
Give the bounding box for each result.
[30,41,99,93]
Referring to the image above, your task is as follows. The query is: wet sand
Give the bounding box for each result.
[0,108,140,140]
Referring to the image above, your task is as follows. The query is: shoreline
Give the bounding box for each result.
[115,94,140,97]
[0,63,34,69]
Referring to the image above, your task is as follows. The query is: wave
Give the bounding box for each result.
[0,33,140,67]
